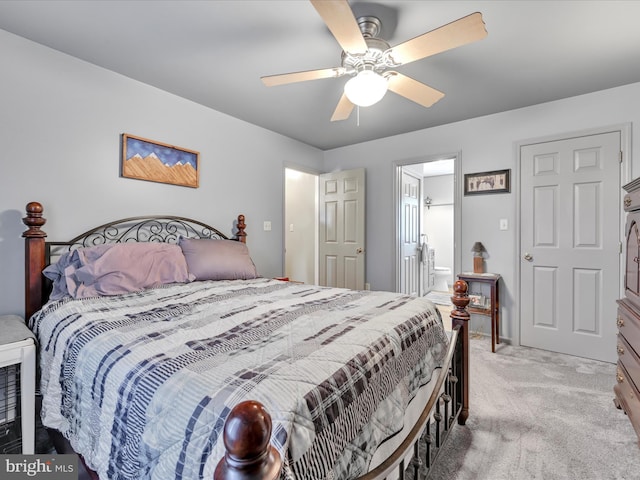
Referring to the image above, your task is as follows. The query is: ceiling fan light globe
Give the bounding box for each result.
[344,70,388,107]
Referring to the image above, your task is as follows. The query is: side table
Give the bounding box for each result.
[0,315,36,454]
[457,273,501,352]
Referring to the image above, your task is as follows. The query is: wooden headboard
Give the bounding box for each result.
[22,201,247,320]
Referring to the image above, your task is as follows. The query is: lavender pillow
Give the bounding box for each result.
[48,242,194,299]
[43,244,113,300]
[178,237,258,281]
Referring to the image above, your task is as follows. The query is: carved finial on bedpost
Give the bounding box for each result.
[450,280,470,318]
[450,280,470,426]
[23,202,47,238]
[236,214,247,243]
[22,202,47,320]
[214,400,282,480]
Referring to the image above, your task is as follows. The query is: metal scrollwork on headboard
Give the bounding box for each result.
[46,216,237,262]
[69,216,228,245]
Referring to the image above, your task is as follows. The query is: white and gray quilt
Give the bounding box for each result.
[30,278,449,480]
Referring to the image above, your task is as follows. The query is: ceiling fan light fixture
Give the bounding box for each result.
[344,70,388,107]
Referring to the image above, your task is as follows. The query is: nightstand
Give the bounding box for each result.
[457,273,501,352]
[0,315,36,454]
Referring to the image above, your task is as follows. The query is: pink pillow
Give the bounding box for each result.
[64,243,193,299]
[178,237,258,281]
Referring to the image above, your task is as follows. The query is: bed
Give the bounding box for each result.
[22,201,471,480]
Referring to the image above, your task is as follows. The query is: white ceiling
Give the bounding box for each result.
[2,1,640,151]
[423,158,454,177]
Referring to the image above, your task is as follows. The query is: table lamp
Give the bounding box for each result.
[472,242,486,273]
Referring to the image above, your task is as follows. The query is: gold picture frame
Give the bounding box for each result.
[121,133,199,188]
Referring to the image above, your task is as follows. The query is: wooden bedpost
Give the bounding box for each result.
[450,279,470,425]
[214,400,282,480]
[22,202,47,320]
[236,214,247,243]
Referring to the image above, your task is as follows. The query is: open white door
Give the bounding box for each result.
[400,169,421,295]
[319,168,366,289]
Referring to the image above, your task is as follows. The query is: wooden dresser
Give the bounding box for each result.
[616,177,640,443]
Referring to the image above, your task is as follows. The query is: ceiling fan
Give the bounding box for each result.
[261,0,487,121]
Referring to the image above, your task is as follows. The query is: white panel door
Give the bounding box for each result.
[520,131,620,362]
[400,170,421,296]
[319,168,365,289]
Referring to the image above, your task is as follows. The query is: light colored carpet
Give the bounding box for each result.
[426,290,453,306]
[422,336,639,480]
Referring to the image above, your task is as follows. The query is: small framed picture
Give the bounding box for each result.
[468,293,486,308]
[464,169,510,195]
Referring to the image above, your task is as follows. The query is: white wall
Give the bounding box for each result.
[0,29,324,316]
[324,82,640,343]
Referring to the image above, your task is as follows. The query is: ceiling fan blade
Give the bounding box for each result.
[310,0,368,54]
[261,67,346,87]
[387,12,487,65]
[386,72,445,108]
[330,93,355,121]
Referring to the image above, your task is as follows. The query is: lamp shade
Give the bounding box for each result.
[471,242,486,273]
[471,242,486,255]
[344,70,388,107]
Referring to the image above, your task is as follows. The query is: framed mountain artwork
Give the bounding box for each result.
[121,133,199,188]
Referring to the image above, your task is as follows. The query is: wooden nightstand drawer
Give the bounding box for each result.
[615,362,640,440]
[617,299,640,350]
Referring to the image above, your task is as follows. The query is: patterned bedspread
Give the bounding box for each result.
[30,278,449,480]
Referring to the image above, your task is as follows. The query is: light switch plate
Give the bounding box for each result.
[499,218,508,230]
[263,221,272,231]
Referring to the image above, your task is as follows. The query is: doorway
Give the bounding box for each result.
[284,167,366,289]
[395,153,461,296]
[284,167,318,285]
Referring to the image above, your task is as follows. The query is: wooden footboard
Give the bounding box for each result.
[215,281,470,480]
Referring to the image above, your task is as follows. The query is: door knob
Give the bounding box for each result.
[524,253,533,261]
[356,247,364,254]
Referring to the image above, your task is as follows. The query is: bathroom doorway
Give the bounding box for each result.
[423,160,455,293]
[395,153,461,296]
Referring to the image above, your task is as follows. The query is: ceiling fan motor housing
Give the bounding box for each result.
[341,17,391,75]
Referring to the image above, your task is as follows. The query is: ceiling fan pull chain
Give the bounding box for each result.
[357,105,360,127]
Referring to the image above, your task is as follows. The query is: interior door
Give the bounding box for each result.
[318,168,365,289]
[400,169,421,295]
[520,131,621,362]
